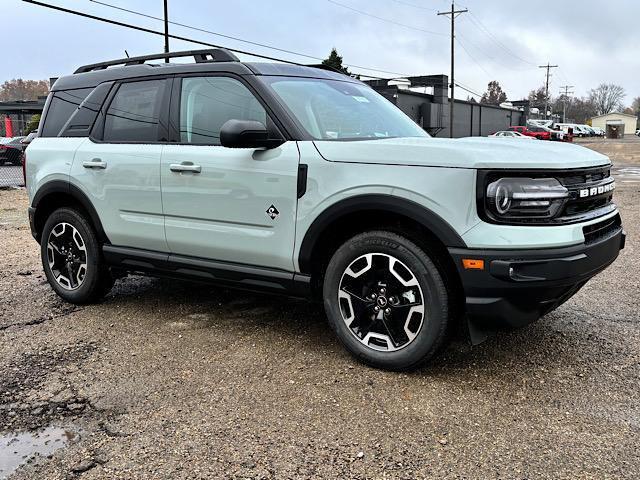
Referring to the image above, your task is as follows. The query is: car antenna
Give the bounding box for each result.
[124,50,130,58]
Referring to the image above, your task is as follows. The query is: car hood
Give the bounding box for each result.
[313,136,610,169]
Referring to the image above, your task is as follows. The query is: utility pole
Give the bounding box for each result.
[538,62,558,119]
[559,85,574,123]
[163,0,169,62]
[438,3,468,138]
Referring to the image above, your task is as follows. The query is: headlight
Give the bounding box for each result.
[485,177,569,221]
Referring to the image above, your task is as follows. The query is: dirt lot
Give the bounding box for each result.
[1,142,639,479]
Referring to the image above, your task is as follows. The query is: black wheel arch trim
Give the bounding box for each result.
[31,180,110,244]
[297,194,467,273]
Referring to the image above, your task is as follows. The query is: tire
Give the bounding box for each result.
[323,231,449,371]
[41,207,113,304]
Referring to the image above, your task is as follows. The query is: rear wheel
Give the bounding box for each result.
[41,208,113,304]
[323,231,449,371]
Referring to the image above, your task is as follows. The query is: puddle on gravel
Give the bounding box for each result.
[0,426,77,479]
[612,166,640,183]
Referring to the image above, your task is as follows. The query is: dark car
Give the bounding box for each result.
[0,136,26,165]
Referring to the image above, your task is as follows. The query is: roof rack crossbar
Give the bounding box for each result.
[74,48,240,74]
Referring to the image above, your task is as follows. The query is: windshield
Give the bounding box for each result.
[262,76,429,141]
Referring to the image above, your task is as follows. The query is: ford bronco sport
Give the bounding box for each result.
[26,49,625,370]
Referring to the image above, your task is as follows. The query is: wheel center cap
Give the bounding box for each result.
[376,296,388,308]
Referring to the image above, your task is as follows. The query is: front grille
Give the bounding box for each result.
[555,166,616,223]
[583,214,622,245]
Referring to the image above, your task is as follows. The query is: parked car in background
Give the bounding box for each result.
[488,131,535,139]
[556,123,588,137]
[590,127,605,137]
[508,125,551,140]
[636,129,640,137]
[0,136,25,165]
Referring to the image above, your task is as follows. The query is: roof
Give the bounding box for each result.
[52,60,359,92]
[591,112,638,120]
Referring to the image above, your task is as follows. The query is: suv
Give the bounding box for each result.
[25,49,625,370]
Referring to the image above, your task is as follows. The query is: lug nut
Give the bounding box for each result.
[385,308,391,315]
[380,288,386,294]
[373,306,380,312]
[371,293,377,299]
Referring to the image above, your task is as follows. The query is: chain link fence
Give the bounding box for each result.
[0,165,24,188]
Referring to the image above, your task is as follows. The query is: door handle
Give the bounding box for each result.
[170,162,201,174]
[83,158,107,169]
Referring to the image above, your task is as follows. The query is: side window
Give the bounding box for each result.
[103,79,166,142]
[179,77,267,145]
[41,88,93,137]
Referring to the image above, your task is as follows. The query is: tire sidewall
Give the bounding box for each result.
[323,232,448,370]
[41,208,103,304]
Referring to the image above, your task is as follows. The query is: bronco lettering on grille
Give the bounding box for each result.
[579,181,615,198]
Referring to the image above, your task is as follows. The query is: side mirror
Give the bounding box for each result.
[220,120,284,149]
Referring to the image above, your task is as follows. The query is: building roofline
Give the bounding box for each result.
[591,112,638,119]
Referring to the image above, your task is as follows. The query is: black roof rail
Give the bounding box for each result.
[306,64,344,74]
[74,48,240,74]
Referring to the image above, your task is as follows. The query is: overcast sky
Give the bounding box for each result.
[4,0,639,104]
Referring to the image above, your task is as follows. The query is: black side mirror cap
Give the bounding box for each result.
[220,119,284,149]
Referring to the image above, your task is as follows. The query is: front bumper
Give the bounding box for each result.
[449,221,625,337]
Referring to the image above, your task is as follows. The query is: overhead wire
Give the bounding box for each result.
[88,0,411,77]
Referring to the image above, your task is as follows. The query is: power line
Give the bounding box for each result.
[388,0,438,12]
[455,82,482,98]
[457,28,537,73]
[327,0,447,36]
[466,11,538,67]
[21,0,407,80]
[455,37,492,78]
[88,0,410,76]
[438,2,468,138]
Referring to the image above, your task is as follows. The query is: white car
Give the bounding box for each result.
[636,129,639,137]
[488,131,535,139]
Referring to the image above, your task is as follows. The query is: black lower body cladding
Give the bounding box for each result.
[449,216,625,340]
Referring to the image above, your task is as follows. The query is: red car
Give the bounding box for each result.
[507,126,551,141]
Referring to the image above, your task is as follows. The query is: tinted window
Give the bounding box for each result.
[41,88,93,137]
[179,77,266,145]
[103,80,166,142]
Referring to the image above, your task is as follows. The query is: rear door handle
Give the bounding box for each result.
[170,162,201,174]
[83,158,107,169]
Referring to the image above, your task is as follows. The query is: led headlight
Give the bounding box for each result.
[485,177,569,221]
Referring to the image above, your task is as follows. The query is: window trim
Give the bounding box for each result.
[90,76,173,144]
[40,87,95,138]
[167,72,286,146]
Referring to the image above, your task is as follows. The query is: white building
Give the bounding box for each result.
[590,112,638,138]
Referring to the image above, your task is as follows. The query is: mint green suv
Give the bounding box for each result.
[25,49,625,370]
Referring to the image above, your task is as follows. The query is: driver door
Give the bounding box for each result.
[160,75,299,271]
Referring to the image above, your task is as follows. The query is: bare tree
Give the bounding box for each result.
[0,79,49,101]
[631,96,640,114]
[588,83,626,116]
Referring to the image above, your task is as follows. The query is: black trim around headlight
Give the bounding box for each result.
[476,167,616,226]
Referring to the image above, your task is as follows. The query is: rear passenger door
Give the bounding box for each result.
[160,75,299,271]
[71,78,170,252]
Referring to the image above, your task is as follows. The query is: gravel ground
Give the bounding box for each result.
[0,142,638,479]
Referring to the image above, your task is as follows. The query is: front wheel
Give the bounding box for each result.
[323,231,450,371]
[41,207,113,304]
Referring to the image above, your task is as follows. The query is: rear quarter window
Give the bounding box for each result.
[40,88,93,137]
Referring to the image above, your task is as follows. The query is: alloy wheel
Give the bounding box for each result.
[46,222,88,290]
[338,253,425,352]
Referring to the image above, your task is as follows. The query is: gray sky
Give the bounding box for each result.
[5,0,639,104]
